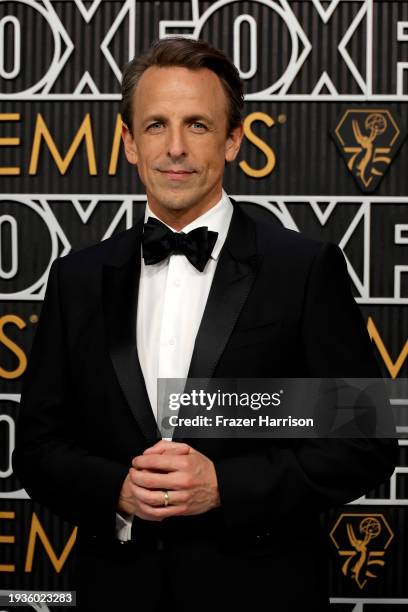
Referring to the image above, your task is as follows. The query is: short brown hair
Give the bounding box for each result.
[121,37,244,135]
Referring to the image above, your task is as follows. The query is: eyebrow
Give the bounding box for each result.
[142,114,215,127]
[184,114,214,125]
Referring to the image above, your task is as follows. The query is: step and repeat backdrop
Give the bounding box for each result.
[0,1,408,610]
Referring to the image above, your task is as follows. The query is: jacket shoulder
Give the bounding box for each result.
[235,202,331,261]
[56,223,142,274]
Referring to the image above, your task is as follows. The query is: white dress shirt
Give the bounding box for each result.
[116,190,233,541]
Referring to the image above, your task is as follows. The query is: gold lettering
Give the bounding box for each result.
[0,511,15,572]
[239,112,276,178]
[25,513,77,573]
[367,316,408,379]
[108,113,123,175]
[0,113,21,175]
[0,315,27,379]
[29,113,97,175]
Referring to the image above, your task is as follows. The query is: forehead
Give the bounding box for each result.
[132,65,228,121]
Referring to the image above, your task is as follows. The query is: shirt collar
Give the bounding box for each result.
[144,190,233,261]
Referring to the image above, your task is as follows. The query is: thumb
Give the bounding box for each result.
[143,440,191,455]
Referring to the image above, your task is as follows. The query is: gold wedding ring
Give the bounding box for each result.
[163,490,169,507]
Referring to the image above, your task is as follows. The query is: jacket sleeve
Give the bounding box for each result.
[12,258,129,538]
[214,242,398,529]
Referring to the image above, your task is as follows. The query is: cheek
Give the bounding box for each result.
[135,141,160,169]
[135,161,151,189]
[197,140,225,166]
[206,150,227,175]
[135,155,153,179]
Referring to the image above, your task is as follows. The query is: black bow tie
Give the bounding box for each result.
[142,217,218,272]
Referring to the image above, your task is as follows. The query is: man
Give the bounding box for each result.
[13,38,397,611]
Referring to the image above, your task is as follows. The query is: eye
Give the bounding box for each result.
[191,122,207,131]
[147,122,164,131]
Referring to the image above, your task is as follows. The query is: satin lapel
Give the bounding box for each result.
[102,222,159,444]
[188,203,262,380]
[169,205,262,440]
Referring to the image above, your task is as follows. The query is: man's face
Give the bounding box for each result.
[122,65,243,222]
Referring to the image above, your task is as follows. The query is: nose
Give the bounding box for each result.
[166,126,187,160]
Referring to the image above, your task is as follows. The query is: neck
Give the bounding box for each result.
[147,190,223,231]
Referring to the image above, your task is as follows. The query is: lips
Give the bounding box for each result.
[159,169,195,180]
[159,169,194,174]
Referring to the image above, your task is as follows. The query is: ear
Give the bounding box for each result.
[121,123,138,165]
[225,123,244,162]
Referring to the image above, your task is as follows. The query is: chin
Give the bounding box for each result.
[156,193,200,212]
[166,200,196,211]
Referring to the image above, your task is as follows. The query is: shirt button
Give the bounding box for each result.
[169,337,175,346]
[174,279,181,287]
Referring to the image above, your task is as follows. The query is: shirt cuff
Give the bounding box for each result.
[115,511,133,541]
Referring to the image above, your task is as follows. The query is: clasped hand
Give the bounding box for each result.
[118,440,220,521]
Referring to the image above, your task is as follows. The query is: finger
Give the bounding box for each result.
[143,441,191,455]
[134,485,188,508]
[141,441,167,455]
[159,445,192,456]
[129,467,186,491]
[143,503,188,520]
[142,440,176,455]
[133,453,189,472]
[135,499,186,521]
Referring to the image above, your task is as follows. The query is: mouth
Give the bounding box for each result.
[158,169,196,180]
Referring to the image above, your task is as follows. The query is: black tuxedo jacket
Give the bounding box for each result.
[13,201,397,609]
